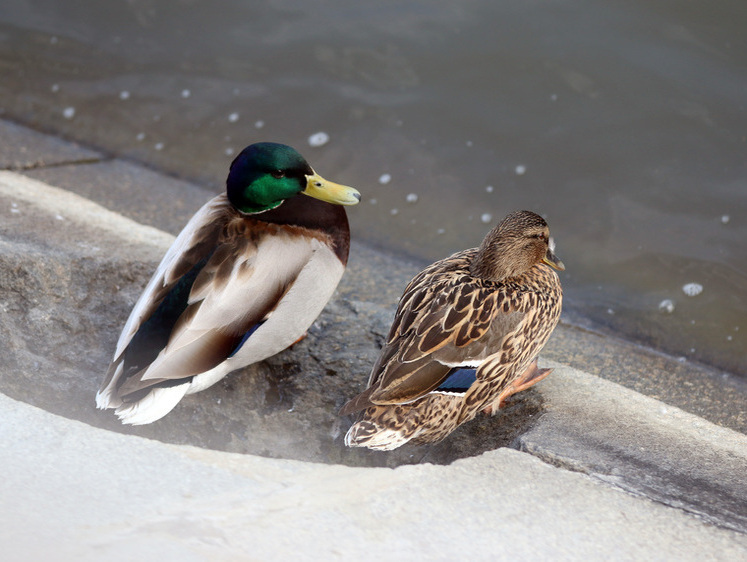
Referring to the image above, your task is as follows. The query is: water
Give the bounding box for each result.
[1,0,745,377]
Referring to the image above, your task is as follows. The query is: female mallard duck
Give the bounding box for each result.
[97,142,361,425]
[340,210,563,450]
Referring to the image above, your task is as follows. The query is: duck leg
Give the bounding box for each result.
[482,358,552,415]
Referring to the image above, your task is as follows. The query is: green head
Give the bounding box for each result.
[226,142,361,214]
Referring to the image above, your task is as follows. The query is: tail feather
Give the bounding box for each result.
[344,420,416,451]
[112,383,191,425]
[96,362,125,410]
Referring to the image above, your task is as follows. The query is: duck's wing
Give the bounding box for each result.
[101,208,343,407]
[339,252,525,415]
[112,195,230,361]
[97,194,231,405]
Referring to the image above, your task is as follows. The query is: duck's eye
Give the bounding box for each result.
[271,170,286,179]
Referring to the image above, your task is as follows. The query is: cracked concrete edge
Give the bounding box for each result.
[534,359,747,458]
[529,359,747,531]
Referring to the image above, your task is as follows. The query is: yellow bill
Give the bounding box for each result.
[304,171,361,206]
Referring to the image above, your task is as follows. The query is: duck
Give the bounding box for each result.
[97,142,361,424]
[340,210,563,450]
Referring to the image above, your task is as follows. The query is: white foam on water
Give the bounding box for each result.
[682,283,703,297]
[658,299,675,313]
[308,132,329,147]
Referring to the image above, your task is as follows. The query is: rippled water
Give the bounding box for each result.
[1,0,745,377]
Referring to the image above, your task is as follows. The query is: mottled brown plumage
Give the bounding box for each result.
[341,210,564,450]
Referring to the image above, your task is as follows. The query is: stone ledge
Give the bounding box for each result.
[2,392,745,561]
[1,164,746,558]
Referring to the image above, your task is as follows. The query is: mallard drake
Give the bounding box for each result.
[340,210,563,450]
[97,142,361,424]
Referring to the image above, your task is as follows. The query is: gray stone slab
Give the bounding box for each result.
[23,158,215,236]
[2,392,745,562]
[542,323,747,435]
[0,119,102,169]
[521,361,747,533]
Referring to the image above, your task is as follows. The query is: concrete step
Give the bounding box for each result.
[1,121,746,559]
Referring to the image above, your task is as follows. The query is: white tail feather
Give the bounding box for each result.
[113,383,191,425]
[344,423,415,451]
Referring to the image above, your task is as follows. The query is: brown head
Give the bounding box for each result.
[469,210,565,281]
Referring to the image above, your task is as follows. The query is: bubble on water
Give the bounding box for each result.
[255,120,264,129]
[50,36,58,45]
[51,84,60,93]
[485,185,494,193]
[721,215,730,224]
[480,213,492,224]
[550,93,558,101]
[119,90,130,100]
[55,214,64,221]
[378,173,392,185]
[607,308,615,315]
[727,335,733,341]
[10,202,20,214]
[437,228,446,235]
[658,299,675,314]
[390,208,399,216]
[368,198,377,205]
[154,142,164,151]
[682,283,703,297]
[228,112,239,123]
[225,147,235,156]
[466,140,473,147]
[406,193,418,203]
[62,107,75,119]
[136,132,145,141]
[515,164,527,175]
[308,132,329,147]
[181,89,191,98]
